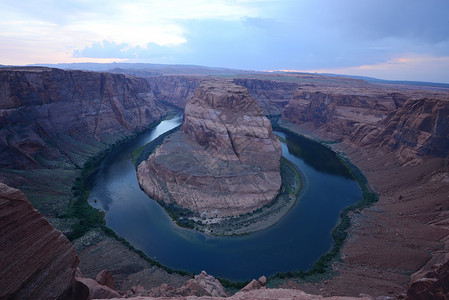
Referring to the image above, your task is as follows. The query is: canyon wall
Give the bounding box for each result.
[0,67,166,170]
[146,75,202,108]
[137,80,282,217]
[233,78,299,115]
[280,84,449,297]
[349,97,449,164]
[282,86,449,164]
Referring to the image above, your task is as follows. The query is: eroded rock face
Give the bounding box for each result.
[146,75,202,108]
[282,88,405,140]
[0,67,166,169]
[407,261,449,300]
[138,81,282,217]
[233,78,299,115]
[0,182,79,300]
[282,86,449,165]
[378,98,449,164]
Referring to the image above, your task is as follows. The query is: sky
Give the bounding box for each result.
[1,0,449,83]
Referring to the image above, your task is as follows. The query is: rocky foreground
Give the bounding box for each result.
[137,80,282,217]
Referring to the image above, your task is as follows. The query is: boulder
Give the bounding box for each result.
[75,277,121,299]
[96,269,115,290]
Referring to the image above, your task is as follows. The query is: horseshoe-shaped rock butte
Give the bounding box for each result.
[137,80,282,217]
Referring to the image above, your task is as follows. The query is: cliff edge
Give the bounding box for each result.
[0,182,78,300]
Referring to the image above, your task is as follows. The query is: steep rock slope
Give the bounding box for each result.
[146,75,202,108]
[282,86,449,164]
[349,97,449,164]
[233,78,299,115]
[137,80,282,217]
[280,85,449,297]
[0,182,78,300]
[0,67,166,170]
[282,87,408,141]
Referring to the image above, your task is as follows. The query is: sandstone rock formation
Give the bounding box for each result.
[2,65,449,299]
[407,261,449,300]
[73,277,120,299]
[0,67,166,170]
[0,181,126,300]
[122,271,373,300]
[282,86,449,165]
[279,84,449,297]
[146,75,202,108]
[240,275,267,292]
[115,287,373,300]
[131,271,227,298]
[352,97,449,164]
[96,269,115,290]
[138,80,282,217]
[233,78,299,115]
[282,87,407,141]
[0,182,79,300]
[74,228,190,293]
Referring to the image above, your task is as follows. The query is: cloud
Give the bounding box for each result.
[73,40,183,61]
[1,0,449,83]
[1,0,264,47]
[300,55,449,84]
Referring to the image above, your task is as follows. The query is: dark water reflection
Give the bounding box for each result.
[88,116,362,281]
[285,133,352,178]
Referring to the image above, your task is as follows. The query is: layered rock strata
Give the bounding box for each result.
[280,86,449,297]
[233,78,299,115]
[146,75,202,108]
[349,97,449,164]
[282,87,408,141]
[282,86,449,164]
[0,182,78,300]
[0,67,166,170]
[138,81,282,217]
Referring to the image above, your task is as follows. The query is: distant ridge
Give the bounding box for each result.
[23,62,449,88]
[320,73,449,89]
[29,62,258,76]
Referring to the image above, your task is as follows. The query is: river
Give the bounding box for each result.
[88,115,362,281]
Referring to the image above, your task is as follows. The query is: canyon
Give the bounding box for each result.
[1,65,449,299]
[137,80,282,217]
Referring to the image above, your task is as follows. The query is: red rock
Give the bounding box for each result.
[258,275,267,286]
[96,269,115,290]
[0,182,79,300]
[241,279,263,292]
[75,277,121,299]
[407,261,449,300]
[282,86,449,165]
[233,78,299,115]
[146,75,202,108]
[143,271,226,298]
[107,287,372,299]
[138,80,282,217]
[0,67,166,170]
